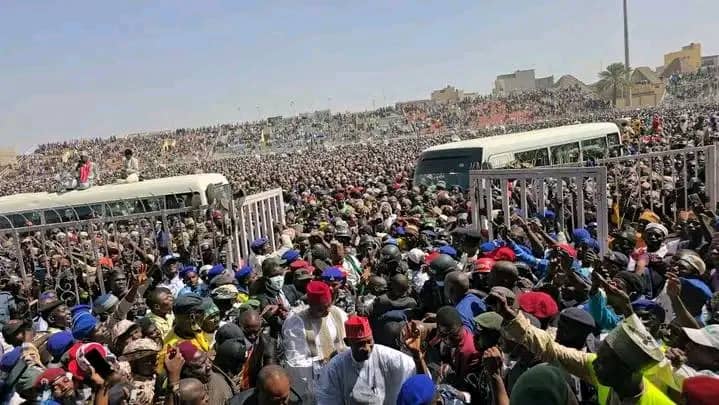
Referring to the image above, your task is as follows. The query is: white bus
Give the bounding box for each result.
[413,122,623,189]
[0,173,229,229]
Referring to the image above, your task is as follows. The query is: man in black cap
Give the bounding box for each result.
[156,292,208,374]
[2,318,33,348]
[37,298,71,334]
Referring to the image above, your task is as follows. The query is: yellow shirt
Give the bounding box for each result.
[155,329,210,375]
[504,312,675,405]
[147,312,175,340]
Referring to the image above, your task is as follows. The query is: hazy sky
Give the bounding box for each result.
[1,1,717,152]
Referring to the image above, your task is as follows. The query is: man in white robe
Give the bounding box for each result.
[283,280,348,404]
[317,315,417,405]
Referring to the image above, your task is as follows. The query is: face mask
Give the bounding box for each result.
[267,275,285,291]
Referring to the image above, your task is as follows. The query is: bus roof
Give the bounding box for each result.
[0,173,228,214]
[422,123,620,156]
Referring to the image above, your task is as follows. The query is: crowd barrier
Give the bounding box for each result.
[235,188,286,260]
[0,185,288,305]
[593,145,717,224]
[469,166,610,255]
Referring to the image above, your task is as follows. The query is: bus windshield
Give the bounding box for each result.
[413,148,482,189]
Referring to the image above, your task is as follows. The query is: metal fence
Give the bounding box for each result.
[469,166,609,255]
[235,188,286,259]
[590,145,717,224]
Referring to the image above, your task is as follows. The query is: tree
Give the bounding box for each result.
[597,63,631,106]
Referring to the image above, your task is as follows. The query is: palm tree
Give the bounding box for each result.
[597,63,631,106]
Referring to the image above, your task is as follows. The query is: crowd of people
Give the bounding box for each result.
[1,88,719,404]
[664,68,719,104]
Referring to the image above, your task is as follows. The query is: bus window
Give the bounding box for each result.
[581,137,607,160]
[44,210,63,224]
[607,132,621,146]
[0,216,11,229]
[515,148,550,167]
[550,142,581,164]
[166,193,194,210]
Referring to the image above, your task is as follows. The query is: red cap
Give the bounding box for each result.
[306,280,332,306]
[425,251,440,265]
[34,367,67,388]
[518,292,559,319]
[556,243,577,259]
[345,315,372,340]
[289,260,311,271]
[177,341,199,361]
[334,193,346,201]
[489,246,516,262]
[682,376,719,405]
[474,257,496,273]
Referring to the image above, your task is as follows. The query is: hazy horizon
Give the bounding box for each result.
[2,1,717,152]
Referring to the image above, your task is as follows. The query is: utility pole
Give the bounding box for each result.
[623,0,631,107]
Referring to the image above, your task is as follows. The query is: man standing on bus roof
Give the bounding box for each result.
[122,149,140,183]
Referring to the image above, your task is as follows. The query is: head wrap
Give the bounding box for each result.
[639,211,660,224]
[438,245,457,258]
[397,374,436,405]
[179,266,198,279]
[345,315,372,340]
[644,223,669,237]
[306,280,332,306]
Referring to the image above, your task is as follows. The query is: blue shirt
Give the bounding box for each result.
[455,293,487,333]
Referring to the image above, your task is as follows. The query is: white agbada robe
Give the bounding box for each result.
[317,344,416,405]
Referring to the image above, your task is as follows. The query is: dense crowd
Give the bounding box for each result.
[0,87,610,197]
[1,90,719,404]
[664,68,719,104]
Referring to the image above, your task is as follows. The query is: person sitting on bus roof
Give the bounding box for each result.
[75,152,97,190]
[121,149,140,183]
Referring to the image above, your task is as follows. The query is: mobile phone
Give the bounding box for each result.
[168,347,177,359]
[85,348,113,379]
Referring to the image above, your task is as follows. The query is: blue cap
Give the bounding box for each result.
[680,277,712,304]
[542,210,556,220]
[71,304,92,316]
[71,309,97,340]
[207,264,225,280]
[394,226,406,236]
[321,266,346,282]
[572,228,591,243]
[250,237,268,249]
[480,240,501,253]
[161,253,180,267]
[632,298,666,323]
[281,250,300,263]
[179,265,198,279]
[0,347,21,372]
[397,374,436,405]
[47,330,74,359]
[92,294,118,314]
[438,245,457,258]
[235,265,253,280]
[384,237,398,246]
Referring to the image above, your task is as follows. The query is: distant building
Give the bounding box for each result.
[701,55,719,71]
[0,148,16,167]
[535,75,555,90]
[617,67,665,107]
[493,69,554,94]
[431,85,465,104]
[554,75,591,93]
[663,43,702,74]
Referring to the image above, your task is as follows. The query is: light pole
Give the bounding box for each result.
[623,0,631,107]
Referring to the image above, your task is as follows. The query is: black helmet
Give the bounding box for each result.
[379,244,401,263]
[358,234,378,248]
[429,253,457,275]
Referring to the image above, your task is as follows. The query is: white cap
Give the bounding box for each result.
[407,248,426,265]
